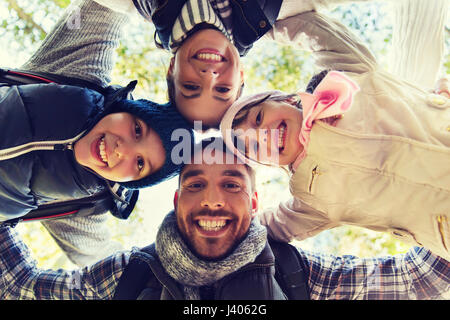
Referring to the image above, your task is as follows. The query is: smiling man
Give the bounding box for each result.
[174,141,258,260]
[1,137,449,300]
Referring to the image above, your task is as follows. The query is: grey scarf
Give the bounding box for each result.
[155,211,267,300]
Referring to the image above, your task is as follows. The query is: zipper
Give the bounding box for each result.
[0,131,85,161]
[308,165,321,193]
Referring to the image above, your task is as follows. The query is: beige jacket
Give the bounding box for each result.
[259,11,450,260]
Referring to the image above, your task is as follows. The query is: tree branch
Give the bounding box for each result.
[7,0,47,38]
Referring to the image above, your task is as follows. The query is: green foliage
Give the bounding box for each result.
[110,21,172,102]
[242,44,313,94]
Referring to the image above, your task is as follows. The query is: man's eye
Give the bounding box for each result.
[137,156,145,172]
[183,84,200,91]
[223,182,241,191]
[216,86,230,93]
[187,182,204,190]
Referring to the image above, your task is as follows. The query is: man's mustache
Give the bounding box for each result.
[192,208,235,219]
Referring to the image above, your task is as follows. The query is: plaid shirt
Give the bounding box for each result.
[0,226,448,300]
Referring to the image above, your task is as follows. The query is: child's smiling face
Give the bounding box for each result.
[233,99,304,166]
[73,112,166,182]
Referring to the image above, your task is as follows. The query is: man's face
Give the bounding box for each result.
[175,150,257,260]
[168,29,244,127]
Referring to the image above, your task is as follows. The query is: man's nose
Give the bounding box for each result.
[200,187,225,209]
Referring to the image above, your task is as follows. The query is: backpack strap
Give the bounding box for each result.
[268,237,310,300]
[0,190,114,228]
[113,244,168,300]
[113,254,159,300]
[113,244,186,300]
[0,67,107,94]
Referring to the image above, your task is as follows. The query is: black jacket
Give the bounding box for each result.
[0,83,137,221]
[113,240,310,300]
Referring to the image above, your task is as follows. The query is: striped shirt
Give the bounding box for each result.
[0,226,449,300]
[170,0,233,52]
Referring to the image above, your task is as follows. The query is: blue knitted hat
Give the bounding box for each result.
[104,98,194,189]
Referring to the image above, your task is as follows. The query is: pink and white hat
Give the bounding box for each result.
[220,71,360,169]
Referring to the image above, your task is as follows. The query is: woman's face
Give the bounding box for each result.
[233,99,304,166]
[73,112,166,182]
[169,28,244,128]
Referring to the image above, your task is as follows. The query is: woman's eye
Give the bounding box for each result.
[135,121,142,138]
[216,86,230,93]
[137,156,145,172]
[183,84,200,91]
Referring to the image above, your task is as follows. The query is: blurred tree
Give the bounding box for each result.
[1,1,448,270]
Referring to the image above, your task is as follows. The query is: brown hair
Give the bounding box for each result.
[179,137,256,191]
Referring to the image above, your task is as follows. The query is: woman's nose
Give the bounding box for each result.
[200,68,219,79]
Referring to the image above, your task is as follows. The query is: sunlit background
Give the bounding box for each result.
[0,0,449,271]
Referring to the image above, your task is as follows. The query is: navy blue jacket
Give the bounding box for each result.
[132,0,282,56]
[114,243,288,300]
[0,83,136,221]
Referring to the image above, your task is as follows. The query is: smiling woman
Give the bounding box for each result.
[129,0,283,128]
[167,28,244,127]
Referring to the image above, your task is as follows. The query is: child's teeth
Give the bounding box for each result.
[99,137,108,163]
[278,126,285,148]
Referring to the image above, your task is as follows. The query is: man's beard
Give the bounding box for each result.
[177,208,251,262]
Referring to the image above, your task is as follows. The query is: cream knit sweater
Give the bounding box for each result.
[277,0,448,88]
[390,0,448,88]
